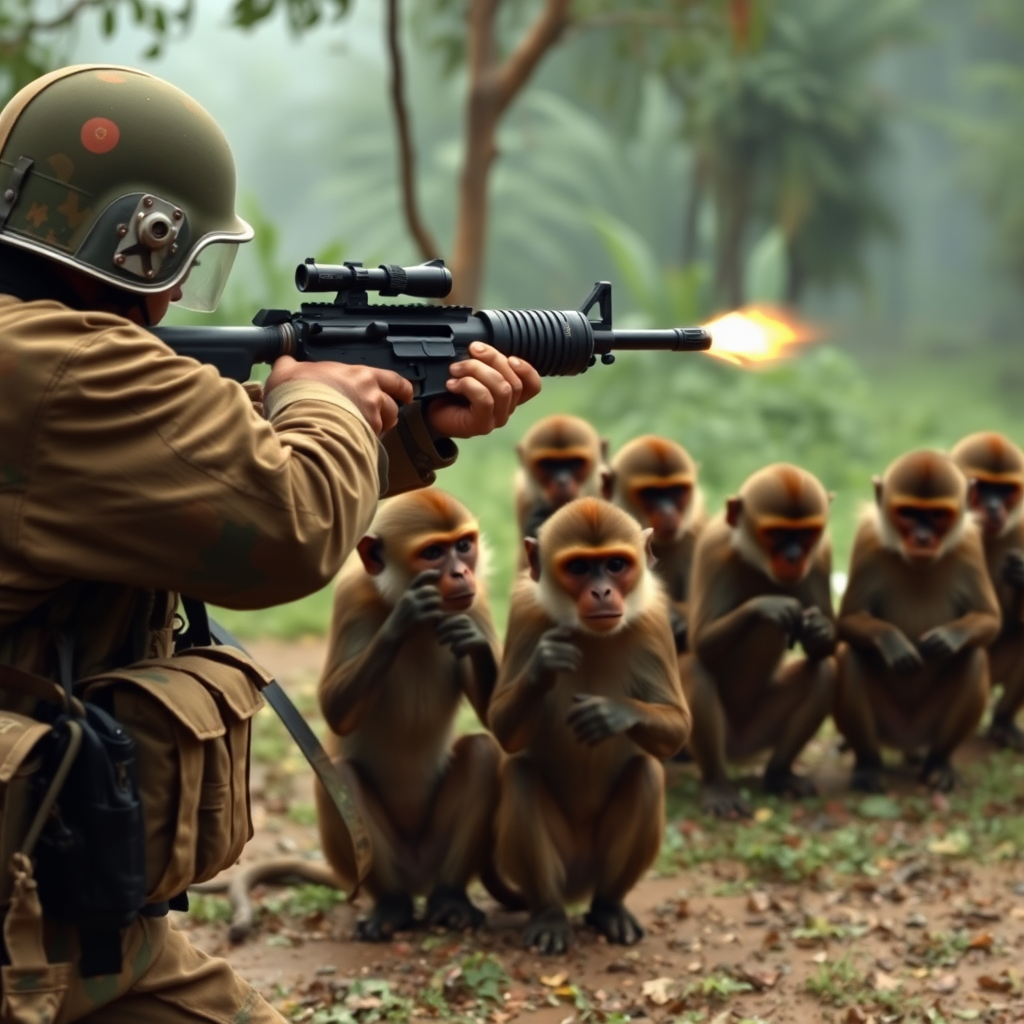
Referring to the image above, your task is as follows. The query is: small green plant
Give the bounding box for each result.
[688,972,753,1000]
[187,893,232,924]
[288,802,318,827]
[805,954,865,1006]
[264,884,345,919]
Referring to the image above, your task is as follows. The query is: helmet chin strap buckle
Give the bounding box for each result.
[112,193,184,281]
[0,156,34,230]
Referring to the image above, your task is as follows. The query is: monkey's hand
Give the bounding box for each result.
[1004,550,1024,589]
[876,627,924,676]
[526,626,581,690]
[753,595,804,643]
[798,607,835,660]
[385,570,444,641]
[918,625,967,664]
[434,614,490,658]
[567,694,641,745]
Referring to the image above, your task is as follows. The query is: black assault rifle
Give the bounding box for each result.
[153,258,712,394]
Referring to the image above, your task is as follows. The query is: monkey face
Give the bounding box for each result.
[412,533,479,611]
[554,549,640,634]
[759,525,822,584]
[891,504,958,564]
[535,456,593,507]
[968,480,1022,539]
[634,484,691,543]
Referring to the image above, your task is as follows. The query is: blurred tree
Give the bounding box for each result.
[959,0,1024,293]
[0,0,191,103]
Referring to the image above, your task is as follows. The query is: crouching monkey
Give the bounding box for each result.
[952,432,1024,750]
[609,434,706,652]
[836,450,1001,792]
[514,415,609,556]
[490,498,690,954]
[681,464,837,818]
[316,488,519,940]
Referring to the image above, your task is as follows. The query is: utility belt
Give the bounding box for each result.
[0,636,270,1022]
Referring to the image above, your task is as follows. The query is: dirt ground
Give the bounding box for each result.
[177,638,1024,1024]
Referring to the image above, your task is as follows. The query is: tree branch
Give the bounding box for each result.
[385,0,442,261]
[494,0,572,115]
[14,0,103,36]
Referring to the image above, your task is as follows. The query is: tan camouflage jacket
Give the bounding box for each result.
[0,294,455,679]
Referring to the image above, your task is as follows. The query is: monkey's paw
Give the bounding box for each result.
[521,906,574,955]
[700,782,752,819]
[425,885,485,933]
[354,893,415,942]
[763,766,817,800]
[920,757,959,793]
[585,897,644,946]
[987,717,1024,753]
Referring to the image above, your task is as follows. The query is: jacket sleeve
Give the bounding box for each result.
[19,324,383,609]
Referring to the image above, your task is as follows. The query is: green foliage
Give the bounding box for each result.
[188,893,233,923]
[266,883,345,917]
[231,0,350,34]
[308,979,412,1023]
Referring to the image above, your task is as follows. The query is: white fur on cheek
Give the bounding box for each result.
[535,575,579,628]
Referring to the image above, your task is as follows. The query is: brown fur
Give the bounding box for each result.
[682,464,836,816]
[490,498,689,950]
[610,436,707,645]
[952,433,1024,742]
[314,489,513,937]
[837,450,1001,789]
[514,415,607,565]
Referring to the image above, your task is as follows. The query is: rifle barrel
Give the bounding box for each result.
[595,327,712,354]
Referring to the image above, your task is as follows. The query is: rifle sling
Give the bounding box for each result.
[180,601,371,890]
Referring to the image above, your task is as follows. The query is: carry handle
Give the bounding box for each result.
[19,720,83,858]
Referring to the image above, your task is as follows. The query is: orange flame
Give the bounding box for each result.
[702,307,818,366]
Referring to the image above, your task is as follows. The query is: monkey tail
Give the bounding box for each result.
[190,857,343,943]
[479,857,528,912]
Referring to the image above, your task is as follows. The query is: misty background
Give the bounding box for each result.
[4,0,1024,632]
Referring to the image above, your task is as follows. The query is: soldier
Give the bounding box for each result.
[0,65,540,1024]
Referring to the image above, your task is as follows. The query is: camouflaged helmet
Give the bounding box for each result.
[0,64,252,311]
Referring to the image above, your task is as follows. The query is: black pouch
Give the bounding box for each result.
[30,702,147,935]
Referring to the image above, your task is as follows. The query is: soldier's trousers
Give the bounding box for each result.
[23,915,285,1024]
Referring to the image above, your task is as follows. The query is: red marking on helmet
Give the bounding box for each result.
[95,71,127,84]
[80,117,120,154]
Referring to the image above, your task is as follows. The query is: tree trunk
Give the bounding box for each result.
[713,161,755,310]
[446,0,571,308]
[682,152,707,267]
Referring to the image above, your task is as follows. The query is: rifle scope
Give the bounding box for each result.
[296,258,453,299]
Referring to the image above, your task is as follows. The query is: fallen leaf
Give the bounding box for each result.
[687,960,703,974]
[978,974,1013,993]
[871,970,901,993]
[554,985,576,999]
[747,891,771,914]
[762,928,783,950]
[811,951,828,963]
[642,977,675,1005]
[859,796,901,820]
[675,898,690,919]
[710,1012,731,1024]
[911,967,929,978]
[754,807,773,823]
[929,973,960,994]
[540,973,568,988]
[845,1009,870,1024]
[928,829,972,857]
[967,931,993,951]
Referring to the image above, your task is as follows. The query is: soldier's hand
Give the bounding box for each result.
[426,343,542,439]
[386,570,444,640]
[265,356,414,436]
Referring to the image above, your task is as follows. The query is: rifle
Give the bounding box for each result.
[152,258,711,395]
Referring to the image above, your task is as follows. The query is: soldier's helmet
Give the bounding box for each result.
[0,64,252,311]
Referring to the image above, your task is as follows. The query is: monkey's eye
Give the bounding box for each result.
[606,556,628,574]
[419,544,444,561]
[455,537,474,554]
[566,558,590,577]
[638,485,688,506]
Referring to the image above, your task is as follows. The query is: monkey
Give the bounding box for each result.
[679,464,837,818]
[950,432,1024,750]
[608,435,706,653]
[514,415,609,555]
[835,450,1001,792]
[313,488,521,940]
[489,498,690,954]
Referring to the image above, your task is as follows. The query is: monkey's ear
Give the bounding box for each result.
[872,476,883,507]
[356,535,386,576]
[600,437,610,462]
[601,469,615,501]
[524,537,542,582]
[641,527,656,569]
[725,496,743,528]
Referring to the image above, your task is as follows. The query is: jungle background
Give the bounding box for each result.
[5,1,1024,1021]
